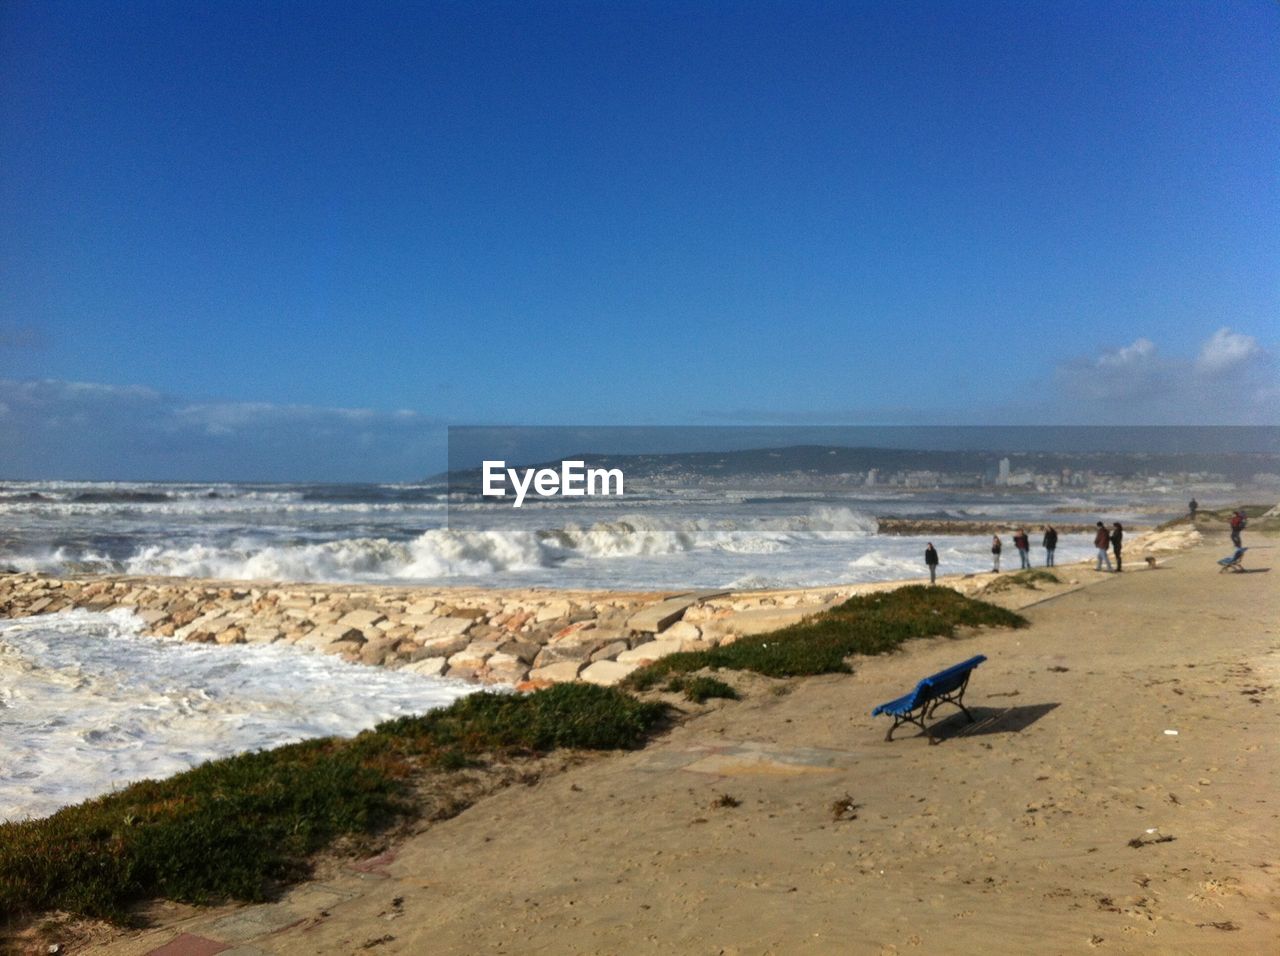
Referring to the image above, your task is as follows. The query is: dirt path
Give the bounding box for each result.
[80,536,1280,955]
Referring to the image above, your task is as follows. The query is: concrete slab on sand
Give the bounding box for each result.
[625,594,702,633]
[634,741,873,776]
[700,601,836,638]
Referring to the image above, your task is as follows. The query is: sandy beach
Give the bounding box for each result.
[30,526,1269,956]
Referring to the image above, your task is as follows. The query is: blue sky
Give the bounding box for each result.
[1,0,1276,480]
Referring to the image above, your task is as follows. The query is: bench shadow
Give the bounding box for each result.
[930,702,1060,741]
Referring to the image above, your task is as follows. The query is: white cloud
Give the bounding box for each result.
[1057,337,1172,403]
[1195,327,1264,378]
[1095,338,1157,370]
[1051,328,1276,423]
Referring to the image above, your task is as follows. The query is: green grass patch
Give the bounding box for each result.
[0,684,666,923]
[664,674,739,703]
[625,585,1026,688]
[982,569,1061,593]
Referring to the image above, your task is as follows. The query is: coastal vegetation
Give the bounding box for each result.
[0,684,665,923]
[625,586,1025,689]
[664,674,740,703]
[981,569,1061,593]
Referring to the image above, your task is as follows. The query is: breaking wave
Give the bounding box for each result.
[9,506,878,583]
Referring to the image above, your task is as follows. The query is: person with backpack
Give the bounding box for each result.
[1042,525,1058,567]
[1094,522,1113,571]
[1014,528,1031,569]
[924,542,939,584]
[1230,510,1246,548]
[991,534,1002,572]
[1111,522,1124,572]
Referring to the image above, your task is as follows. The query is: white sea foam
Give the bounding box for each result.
[0,609,482,822]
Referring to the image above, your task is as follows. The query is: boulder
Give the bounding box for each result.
[417,616,475,640]
[484,652,530,684]
[527,661,584,684]
[533,643,595,667]
[590,640,629,662]
[360,637,401,666]
[174,612,229,641]
[580,660,638,686]
[402,657,448,677]
[497,640,541,664]
[553,620,596,642]
[663,620,701,642]
[297,625,364,650]
[243,626,283,644]
[535,600,573,623]
[616,639,683,665]
[417,634,470,658]
[502,611,532,632]
[330,640,365,659]
[214,626,246,645]
[336,609,386,632]
[448,644,495,674]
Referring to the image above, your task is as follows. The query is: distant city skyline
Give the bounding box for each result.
[2,1,1277,480]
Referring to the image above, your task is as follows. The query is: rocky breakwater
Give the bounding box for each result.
[0,574,855,689]
[877,519,1126,536]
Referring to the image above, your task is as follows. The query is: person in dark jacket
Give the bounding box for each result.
[924,542,939,584]
[1094,522,1113,572]
[1188,498,1198,521]
[991,534,1002,572]
[1230,510,1246,548]
[1042,525,1058,567]
[1110,522,1124,572]
[1014,529,1030,569]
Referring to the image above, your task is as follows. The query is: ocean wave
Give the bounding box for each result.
[25,506,870,582]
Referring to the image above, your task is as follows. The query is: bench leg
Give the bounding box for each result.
[886,712,933,743]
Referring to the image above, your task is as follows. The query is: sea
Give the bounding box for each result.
[0,479,1180,821]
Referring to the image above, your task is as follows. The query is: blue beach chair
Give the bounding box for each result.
[1218,547,1247,573]
[871,655,987,743]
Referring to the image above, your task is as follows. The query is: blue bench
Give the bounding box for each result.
[1218,547,1247,573]
[872,655,987,743]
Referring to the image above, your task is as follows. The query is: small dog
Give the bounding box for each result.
[1144,556,1158,569]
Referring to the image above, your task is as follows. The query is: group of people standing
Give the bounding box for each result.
[922,504,1252,585]
[919,520,1134,581]
[1092,521,1124,572]
[986,526,1059,573]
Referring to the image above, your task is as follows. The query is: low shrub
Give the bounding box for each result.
[0,683,666,923]
[982,569,1060,593]
[664,675,739,703]
[626,586,1025,688]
